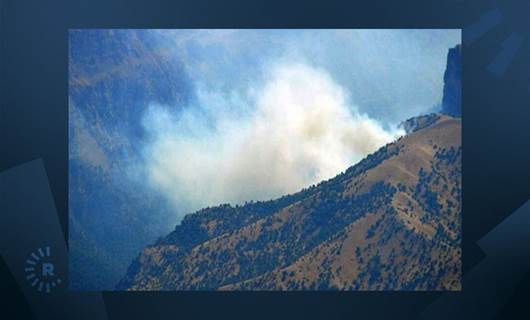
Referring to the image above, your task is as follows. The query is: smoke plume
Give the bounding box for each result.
[141,63,403,215]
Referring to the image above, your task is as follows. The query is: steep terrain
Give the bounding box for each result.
[118,114,461,290]
[69,30,188,290]
[441,44,461,116]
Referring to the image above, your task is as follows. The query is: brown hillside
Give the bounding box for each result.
[118,114,461,290]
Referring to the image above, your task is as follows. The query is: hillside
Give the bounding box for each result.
[69,30,186,290]
[117,114,461,290]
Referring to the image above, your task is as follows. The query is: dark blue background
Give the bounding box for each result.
[1,0,530,319]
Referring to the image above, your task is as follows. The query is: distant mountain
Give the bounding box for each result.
[441,45,461,116]
[69,30,189,290]
[117,114,461,290]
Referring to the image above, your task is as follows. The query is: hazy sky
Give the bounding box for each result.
[136,29,461,214]
[153,29,460,124]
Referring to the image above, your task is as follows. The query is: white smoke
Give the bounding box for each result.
[141,63,403,215]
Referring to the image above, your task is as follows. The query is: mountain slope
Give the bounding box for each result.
[117,114,461,290]
[69,30,189,290]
